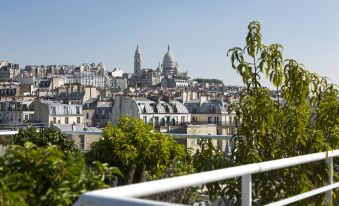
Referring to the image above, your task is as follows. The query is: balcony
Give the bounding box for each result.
[0,122,49,131]
[74,149,338,206]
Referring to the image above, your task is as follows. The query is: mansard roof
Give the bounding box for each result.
[185,99,229,114]
[134,97,188,114]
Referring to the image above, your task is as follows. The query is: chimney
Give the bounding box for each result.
[72,122,76,131]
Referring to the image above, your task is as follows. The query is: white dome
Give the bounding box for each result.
[163,45,176,68]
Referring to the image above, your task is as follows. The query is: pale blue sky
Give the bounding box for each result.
[0,0,338,85]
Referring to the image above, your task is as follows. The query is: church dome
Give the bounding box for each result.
[163,45,176,68]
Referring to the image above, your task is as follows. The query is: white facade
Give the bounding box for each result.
[111,68,123,77]
[76,72,105,88]
[0,99,35,124]
[33,100,84,126]
[111,96,191,127]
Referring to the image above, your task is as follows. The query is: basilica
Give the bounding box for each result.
[132,45,188,88]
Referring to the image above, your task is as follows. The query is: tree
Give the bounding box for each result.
[195,21,339,205]
[87,117,194,183]
[0,142,121,206]
[13,127,77,152]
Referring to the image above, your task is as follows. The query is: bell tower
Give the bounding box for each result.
[134,44,141,75]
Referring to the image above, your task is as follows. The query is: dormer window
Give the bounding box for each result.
[210,106,216,113]
[173,105,178,113]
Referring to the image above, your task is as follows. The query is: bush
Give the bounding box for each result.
[0,142,120,206]
[87,117,194,184]
[13,127,77,152]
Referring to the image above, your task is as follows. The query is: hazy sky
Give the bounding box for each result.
[1,0,338,85]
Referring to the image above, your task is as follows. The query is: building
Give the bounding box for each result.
[53,123,102,151]
[76,72,105,88]
[185,99,236,136]
[162,78,188,88]
[95,100,112,128]
[82,98,97,127]
[0,98,35,124]
[33,99,84,126]
[0,61,20,82]
[0,82,20,100]
[111,68,123,78]
[111,78,128,90]
[169,124,223,152]
[111,96,191,131]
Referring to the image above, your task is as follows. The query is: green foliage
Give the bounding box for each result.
[0,142,120,206]
[0,136,12,146]
[193,78,224,85]
[13,127,77,152]
[193,139,234,203]
[87,117,194,183]
[194,21,339,205]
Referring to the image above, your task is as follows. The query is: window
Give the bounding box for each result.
[24,115,28,121]
[214,117,219,124]
[208,117,212,123]
[77,117,80,123]
[65,117,69,124]
[79,135,85,150]
[181,116,185,123]
[86,113,89,119]
[64,106,68,114]
[52,107,56,115]
[76,106,80,114]
[143,116,147,123]
[53,117,56,123]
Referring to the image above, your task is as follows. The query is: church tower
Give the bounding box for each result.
[134,44,141,75]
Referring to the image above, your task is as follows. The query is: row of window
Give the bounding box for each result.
[7,113,30,122]
[51,116,81,124]
[143,116,186,126]
[51,106,81,115]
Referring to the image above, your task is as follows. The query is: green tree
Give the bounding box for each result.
[195,21,339,205]
[13,127,77,152]
[87,117,194,183]
[0,142,121,206]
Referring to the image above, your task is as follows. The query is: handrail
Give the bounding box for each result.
[0,131,19,135]
[74,150,339,206]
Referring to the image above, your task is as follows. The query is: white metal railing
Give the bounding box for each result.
[73,149,339,206]
[0,130,19,135]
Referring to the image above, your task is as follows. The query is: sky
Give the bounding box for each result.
[0,0,338,85]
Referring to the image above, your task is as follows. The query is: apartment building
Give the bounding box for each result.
[33,99,84,126]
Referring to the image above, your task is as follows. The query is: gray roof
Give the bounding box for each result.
[185,99,228,114]
[134,98,189,114]
[83,98,97,104]
[53,123,102,133]
[97,101,112,108]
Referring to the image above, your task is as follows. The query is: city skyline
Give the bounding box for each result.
[1,0,339,85]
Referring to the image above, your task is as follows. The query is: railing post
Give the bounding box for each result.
[241,174,252,206]
[326,157,333,205]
